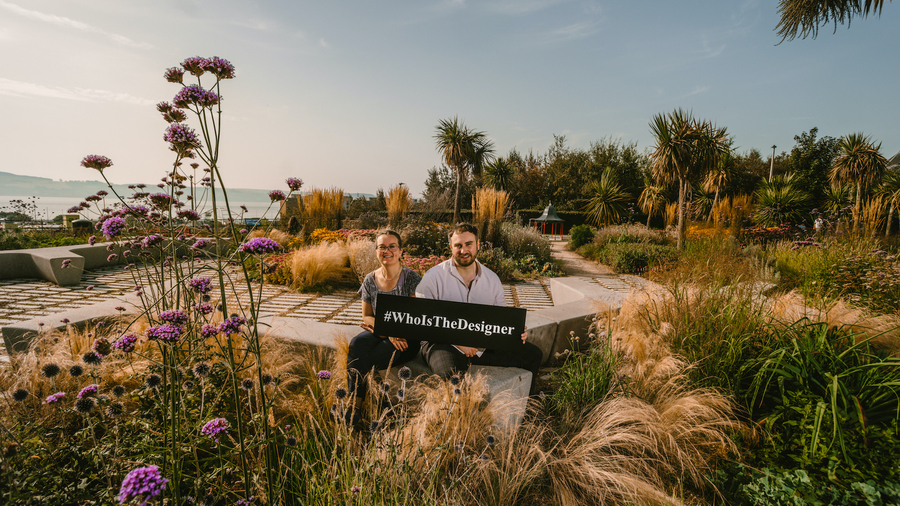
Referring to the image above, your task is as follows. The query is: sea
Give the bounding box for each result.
[0,195,277,221]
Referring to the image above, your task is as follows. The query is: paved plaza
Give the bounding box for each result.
[0,264,558,364]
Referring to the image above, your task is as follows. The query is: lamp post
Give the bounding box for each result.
[769,145,776,182]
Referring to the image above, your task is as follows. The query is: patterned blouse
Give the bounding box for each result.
[358,267,422,313]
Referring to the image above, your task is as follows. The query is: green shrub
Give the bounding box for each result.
[500,222,551,263]
[401,222,450,257]
[714,465,900,506]
[547,337,618,427]
[583,242,677,274]
[477,246,517,282]
[568,224,595,249]
[739,321,900,483]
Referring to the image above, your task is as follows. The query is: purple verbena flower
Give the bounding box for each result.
[101,216,127,238]
[88,235,98,246]
[148,193,173,209]
[44,392,66,404]
[77,384,99,399]
[181,56,209,76]
[96,190,108,197]
[118,465,168,506]
[142,235,163,247]
[192,239,212,249]
[201,417,230,442]
[107,253,118,262]
[189,277,212,294]
[113,333,139,353]
[200,324,218,338]
[92,337,113,357]
[193,303,214,315]
[286,177,303,191]
[159,310,189,325]
[61,259,72,268]
[146,323,183,343]
[268,190,286,202]
[217,315,246,335]
[81,154,113,172]
[202,56,235,80]
[164,123,201,152]
[164,67,185,83]
[177,209,200,221]
[238,237,279,255]
[317,370,332,380]
[67,206,83,213]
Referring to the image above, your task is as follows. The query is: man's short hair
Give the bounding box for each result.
[448,223,478,241]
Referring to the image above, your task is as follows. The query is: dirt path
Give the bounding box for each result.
[549,241,616,277]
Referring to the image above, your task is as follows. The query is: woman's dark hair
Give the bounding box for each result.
[375,229,402,248]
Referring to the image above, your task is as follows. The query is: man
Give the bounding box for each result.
[416,223,543,392]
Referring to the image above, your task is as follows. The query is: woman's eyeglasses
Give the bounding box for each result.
[376,245,399,252]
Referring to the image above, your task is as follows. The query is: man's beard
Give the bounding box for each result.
[454,251,476,267]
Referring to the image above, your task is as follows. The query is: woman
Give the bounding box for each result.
[344,229,421,420]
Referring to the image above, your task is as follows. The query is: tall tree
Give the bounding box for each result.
[649,109,730,249]
[483,157,515,192]
[876,170,900,236]
[776,0,891,42]
[829,132,888,233]
[433,117,493,224]
[584,168,630,226]
[703,148,734,221]
[638,181,667,228]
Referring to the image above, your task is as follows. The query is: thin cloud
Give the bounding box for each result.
[681,85,710,99]
[488,0,571,15]
[541,21,598,43]
[0,0,152,49]
[0,78,155,106]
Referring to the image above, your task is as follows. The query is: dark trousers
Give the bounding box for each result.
[346,331,419,398]
[420,341,543,394]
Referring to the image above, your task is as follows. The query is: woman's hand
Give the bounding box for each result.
[360,323,375,333]
[388,337,408,351]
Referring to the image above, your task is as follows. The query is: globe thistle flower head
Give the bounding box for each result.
[145,374,162,389]
[82,351,102,365]
[449,374,461,386]
[164,67,184,83]
[237,237,279,255]
[398,366,412,381]
[12,388,28,402]
[316,370,331,380]
[74,396,96,414]
[92,337,113,357]
[112,385,126,397]
[334,388,348,400]
[381,382,391,393]
[453,388,462,398]
[192,362,212,378]
[181,56,208,77]
[118,465,168,505]
[201,417,230,442]
[396,388,405,401]
[182,380,194,391]
[485,434,496,446]
[285,435,297,447]
[69,365,84,377]
[286,177,303,191]
[105,401,124,418]
[44,392,65,404]
[240,378,254,391]
[261,374,274,386]
[159,310,189,325]
[41,363,61,378]
[81,154,113,172]
[268,190,286,202]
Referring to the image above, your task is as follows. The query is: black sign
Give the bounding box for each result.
[374,294,527,351]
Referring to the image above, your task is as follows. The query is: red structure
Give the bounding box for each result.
[529,203,565,240]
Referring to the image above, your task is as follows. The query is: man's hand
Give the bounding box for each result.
[457,345,478,357]
[388,337,408,351]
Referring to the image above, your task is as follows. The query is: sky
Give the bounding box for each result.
[1,0,898,199]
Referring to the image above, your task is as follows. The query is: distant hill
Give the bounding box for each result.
[0,171,273,201]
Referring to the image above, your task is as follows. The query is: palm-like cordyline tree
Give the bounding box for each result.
[703,149,733,222]
[638,181,666,228]
[776,0,890,42]
[484,157,515,192]
[876,171,900,237]
[434,117,494,224]
[649,109,730,249]
[829,132,887,234]
[583,167,630,226]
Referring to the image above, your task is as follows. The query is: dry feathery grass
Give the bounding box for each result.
[859,195,887,238]
[347,238,379,284]
[247,228,294,246]
[289,241,351,288]
[386,185,413,228]
[711,194,754,235]
[303,186,344,230]
[473,188,509,246]
[665,202,678,228]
